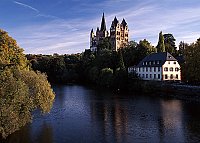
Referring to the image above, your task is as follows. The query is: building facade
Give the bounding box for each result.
[128,52,181,81]
[90,13,129,52]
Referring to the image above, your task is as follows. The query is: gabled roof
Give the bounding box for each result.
[137,52,177,67]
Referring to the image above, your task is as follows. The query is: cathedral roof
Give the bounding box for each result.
[112,16,119,27]
[121,18,127,28]
[100,13,106,31]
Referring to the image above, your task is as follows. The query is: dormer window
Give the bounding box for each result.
[142,62,144,66]
[157,61,160,64]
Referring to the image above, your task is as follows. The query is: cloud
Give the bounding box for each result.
[9,0,200,54]
[13,1,39,13]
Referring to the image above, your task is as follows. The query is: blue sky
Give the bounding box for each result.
[0,0,200,54]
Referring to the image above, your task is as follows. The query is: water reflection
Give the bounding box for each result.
[2,85,200,143]
[159,100,184,141]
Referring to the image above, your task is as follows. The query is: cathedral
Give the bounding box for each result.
[90,13,129,52]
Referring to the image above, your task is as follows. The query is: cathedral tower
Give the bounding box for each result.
[90,13,128,52]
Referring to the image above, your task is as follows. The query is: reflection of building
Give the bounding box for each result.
[90,93,128,143]
[90,13,129,52]
[128,52,181,81]
[160,100,184,141]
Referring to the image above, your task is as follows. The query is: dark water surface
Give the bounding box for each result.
[2,85,200,143]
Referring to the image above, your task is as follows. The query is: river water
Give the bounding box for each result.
[2,85,200,143]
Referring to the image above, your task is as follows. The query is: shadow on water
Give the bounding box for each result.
[1,122,53,143]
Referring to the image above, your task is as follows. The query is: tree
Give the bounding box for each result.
[0,29,55,138]
[98,68,113,87]
[156,31,165,52]
[163,33,176,54]
[183,38,200,84]
[136,39,156,63]
[97,37,111,52]
[118,49,125,71]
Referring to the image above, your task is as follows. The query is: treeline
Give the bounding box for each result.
[27,33,200,88]
[27,39,157,90]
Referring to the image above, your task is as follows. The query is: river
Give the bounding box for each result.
[2,84,200,143]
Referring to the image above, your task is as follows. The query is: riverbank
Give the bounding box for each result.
[157,82,200,102]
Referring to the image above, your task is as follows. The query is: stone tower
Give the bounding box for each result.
[110,17,129,51]
[90,13,129,52]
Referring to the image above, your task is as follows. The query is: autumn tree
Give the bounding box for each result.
[0,29,55,138]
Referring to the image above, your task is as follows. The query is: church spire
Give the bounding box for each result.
[100,13,106,31]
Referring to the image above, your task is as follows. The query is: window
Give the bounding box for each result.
[174,61,176,64]
[170,67,173,71]
[139,68,141,72]
[165,74,168,79]
[154,74,156,79]
[153,61,155,65]
[158,74,160,79]
[157,61,160,64]
[150,67,152,72]
[142,74,145,78]
[175,67,179,71]
[168,61,170,64]
[143,62,144,66]
[149,61,151,65]
[143,67,145,72]
[154,67,156,72]
[150,74,152,78]
[164,67,168,71]
[139,74,141,77]
[146,67,148,72]
[146,62,148,65]
[146,74,148,78]
[176,74,178,79]
[158,67,160,72]
[170,74,173,79]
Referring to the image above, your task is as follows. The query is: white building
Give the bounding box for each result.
[128,52,181,81]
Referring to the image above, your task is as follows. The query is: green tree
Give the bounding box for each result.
[98,68,113,87]
[136,39,156,62]
[118,49,125,71]
[183,38,200,84]
[163,33,176,54]
[156,31,165,52]
[97,37,111,52]
[0,29,55,138]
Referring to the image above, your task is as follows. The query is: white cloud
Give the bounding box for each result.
[10,0,200,54]
[14,1,39,13]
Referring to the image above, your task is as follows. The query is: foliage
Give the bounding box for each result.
[97,37,111,51]
[182,38,200,84]
[163,33,177,54]
[0,29,55,138]
[98,68,113,87]
[0,30,27,69]
[156,31,165,52]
